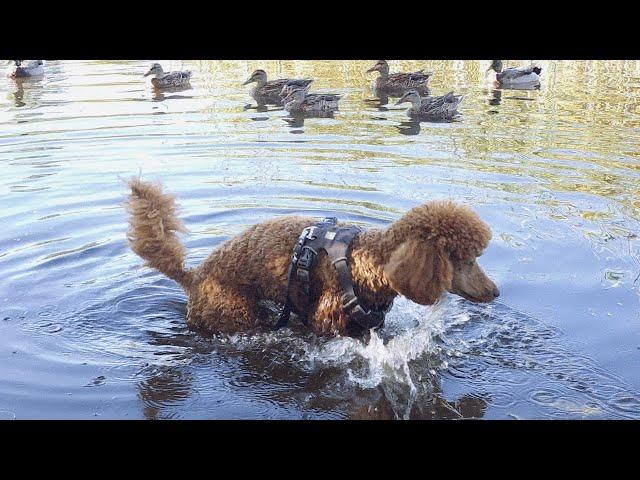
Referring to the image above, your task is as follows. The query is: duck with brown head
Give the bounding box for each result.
[143,63,192,89]
[242,69,313,104]
[281,87,341,114]
[395,90,463,120]
[366,60,432,95]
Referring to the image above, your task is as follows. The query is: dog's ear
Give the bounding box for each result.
[383,238,453,305]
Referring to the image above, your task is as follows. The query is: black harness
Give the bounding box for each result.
[275,217,392,332]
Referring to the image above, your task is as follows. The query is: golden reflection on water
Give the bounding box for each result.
[192,60,640,219]
[2,59,640,224]
[2,60,640,419]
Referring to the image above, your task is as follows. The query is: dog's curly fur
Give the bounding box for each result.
[126,178,499,335]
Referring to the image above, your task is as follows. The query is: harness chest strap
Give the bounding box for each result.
[275,218,391,331]
[274,224,316,329]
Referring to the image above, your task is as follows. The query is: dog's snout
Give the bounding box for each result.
[493,287,500,299]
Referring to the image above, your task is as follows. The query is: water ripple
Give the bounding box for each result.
[1,60,639,418]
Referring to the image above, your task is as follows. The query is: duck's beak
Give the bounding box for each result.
[143,69,152,77]
[366,65,378,73]
[242,77,254,86]
[394,97,407,106]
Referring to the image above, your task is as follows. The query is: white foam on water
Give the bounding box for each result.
[222,296,475,395]
[301,297,470,392]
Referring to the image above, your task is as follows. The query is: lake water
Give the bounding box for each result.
[1,59,639,419]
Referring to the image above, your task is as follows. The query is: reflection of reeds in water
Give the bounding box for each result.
[8,59,638,225]
[8,59,639,252]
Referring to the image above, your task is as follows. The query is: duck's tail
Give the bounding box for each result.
[125,177,193,289]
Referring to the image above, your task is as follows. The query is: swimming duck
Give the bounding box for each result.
[366,60,432,95]
[279,82,313,100]
[488,60,541,88]
[282,88,341,114]
[7,60,44,78]
[144,63,192,89]
[242,69,313,102]
[395,90,463,120]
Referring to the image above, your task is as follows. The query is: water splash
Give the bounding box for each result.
[304,299,452,393]
[223,296,640,419]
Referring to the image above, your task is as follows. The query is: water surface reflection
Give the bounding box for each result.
[0,60,639,419]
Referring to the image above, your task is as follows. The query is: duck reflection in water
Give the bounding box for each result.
[503,82,541,92]
[394,112,462,135]
[11,78,26,108]
[283,110,336,130]
[396,119,422,135]
[489,89,502,106]
[243,101,271,113]
[151,85,193,102]
[364,88,391,112]
[8,69,46,109]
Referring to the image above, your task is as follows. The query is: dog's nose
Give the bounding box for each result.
[493,288,500,299]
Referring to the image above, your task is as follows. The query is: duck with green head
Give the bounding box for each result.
[488,60,541,88]
[8,60,44,78]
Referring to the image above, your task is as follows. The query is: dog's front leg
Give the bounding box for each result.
[309,289,349,335]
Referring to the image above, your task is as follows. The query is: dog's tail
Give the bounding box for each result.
[126,177,193,289]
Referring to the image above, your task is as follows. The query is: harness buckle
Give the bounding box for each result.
[298,226,313,244]
[297,247,315,270]
[306,226,318,240]
[351,304,385,330]
[342,294,359,311]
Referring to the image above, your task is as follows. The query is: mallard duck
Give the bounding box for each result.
[144,63,192,89]
[7,60,44,78]
[366,60,432,94]
[279,82,313,101]
[488,60,541,88]
[395,90,463,120]
[242,69,313,102]
[282,88,341,114]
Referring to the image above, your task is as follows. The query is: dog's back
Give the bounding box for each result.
[126,179,334,331]
[194,215,317,302]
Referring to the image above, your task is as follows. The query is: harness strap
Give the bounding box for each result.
[274,259,297,329]
[275,218,391,332]
[332,257,387,330]
[274,224,318,329]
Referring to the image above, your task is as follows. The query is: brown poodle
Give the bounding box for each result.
[126,178,499,336]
